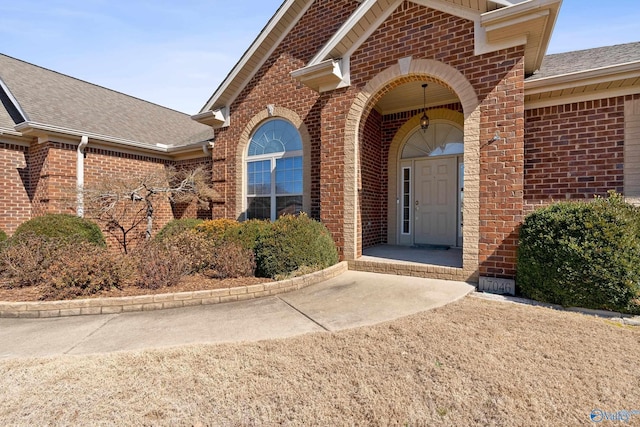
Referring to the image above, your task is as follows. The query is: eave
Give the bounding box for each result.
[524,61,640,109]
[14,122,213,159]
[480,0,561,75]
[292,0,562,92]
[289,59,350,92]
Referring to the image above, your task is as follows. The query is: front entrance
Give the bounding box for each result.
[414,157,457,246]
[397,120,464,248]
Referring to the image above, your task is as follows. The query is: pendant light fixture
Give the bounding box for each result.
[420,83,430,132]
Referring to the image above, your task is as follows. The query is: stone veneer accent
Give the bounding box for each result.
[0,262,348,318]
[344,57,481,282]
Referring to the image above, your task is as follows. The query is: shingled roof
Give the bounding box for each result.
[527,42,640,81]
[0,54,213,148]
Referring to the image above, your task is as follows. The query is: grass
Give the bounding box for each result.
[1,297,639,426]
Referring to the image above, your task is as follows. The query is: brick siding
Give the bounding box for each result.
[524,97,626,212]
[0,142,31,234]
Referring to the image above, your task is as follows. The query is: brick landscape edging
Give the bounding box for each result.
[0,262,349,319]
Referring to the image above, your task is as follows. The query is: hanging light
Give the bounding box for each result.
[420,83,430,132]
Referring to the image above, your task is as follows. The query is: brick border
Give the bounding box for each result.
[0,262,348,319]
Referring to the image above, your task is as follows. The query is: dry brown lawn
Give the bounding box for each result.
[1,297,639,426]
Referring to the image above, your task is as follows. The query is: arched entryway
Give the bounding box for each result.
[343,58,480,281]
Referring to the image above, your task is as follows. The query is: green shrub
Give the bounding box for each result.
[222,219,271,252]
[255,213,338,278]
[0,234,66,288]
[0,229,7,244]
[517,192,640,314]
[162,230,218,274]
[195,218,240,241]
[154,218,203,242]
[14,214,105,247]
[41,243,135,300]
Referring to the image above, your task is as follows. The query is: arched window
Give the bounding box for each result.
[246,119,303,220]
[401,121,463,159]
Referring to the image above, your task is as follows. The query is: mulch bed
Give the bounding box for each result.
[0,274,273,303]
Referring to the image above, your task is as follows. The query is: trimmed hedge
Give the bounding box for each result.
[154,218,203,242]
[196,218,241,241]
[255,213,338,278]
[13,214,105,247]
[517,193,640,314]
[222,219,271,252]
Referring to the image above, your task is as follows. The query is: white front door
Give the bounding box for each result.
[414,157,457,246]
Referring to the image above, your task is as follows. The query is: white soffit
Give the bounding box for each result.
[524,61,640,109]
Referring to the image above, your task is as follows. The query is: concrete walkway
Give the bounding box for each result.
[0,270,475,359]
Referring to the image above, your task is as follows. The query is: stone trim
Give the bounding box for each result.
[348,259,472,282]
[0,262,348,319]
[234,106,312,219]
[625,96,640,204]
[344,58,480,282]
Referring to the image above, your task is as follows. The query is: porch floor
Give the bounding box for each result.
[360,244,462,268]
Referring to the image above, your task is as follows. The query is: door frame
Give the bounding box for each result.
[397,154,463,248]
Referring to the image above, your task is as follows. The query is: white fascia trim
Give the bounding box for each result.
[16,122,211,156]
[290,58,351,92]
[525,86,640,110]
[481,0,558,22]
[200,0,313,113]
[309,0,402,66]
[191,107,229,128]
[15,122,171,153]
[0,126,23,137]
[477,0,561,72]
[0,77,29,122]
[525,61,640,95]
[414,0,479,21]
[474,21,527,56]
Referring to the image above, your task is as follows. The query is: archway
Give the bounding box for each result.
[343,57,480,280]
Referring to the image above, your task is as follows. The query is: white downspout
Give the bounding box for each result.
[77,136,89,217]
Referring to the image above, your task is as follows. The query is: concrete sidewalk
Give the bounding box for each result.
[0,270,475,359]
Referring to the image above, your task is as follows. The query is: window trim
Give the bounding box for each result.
[245,118,304,220]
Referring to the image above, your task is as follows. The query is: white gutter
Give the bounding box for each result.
[13,121,212,156]
[202,140,215,156]
[524,60,640,93]
[76,135,88,217]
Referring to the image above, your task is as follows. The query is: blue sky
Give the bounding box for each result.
[1,1,638,114]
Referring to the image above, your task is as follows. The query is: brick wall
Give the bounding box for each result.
[360,109,383,248]
[84,147,173,251]
[346,3,526,276]
[524,97,626,211]
[1,138,212,250]
[212,0,358,239]
[0,142,31,235]
[174,156,214,220]
[209,2,528,271]
[28,142,76,217]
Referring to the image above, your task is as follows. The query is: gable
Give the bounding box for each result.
[196,0,561,129]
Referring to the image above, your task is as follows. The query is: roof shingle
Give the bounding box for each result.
[527,42,640,81]
[0,54,213,147]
